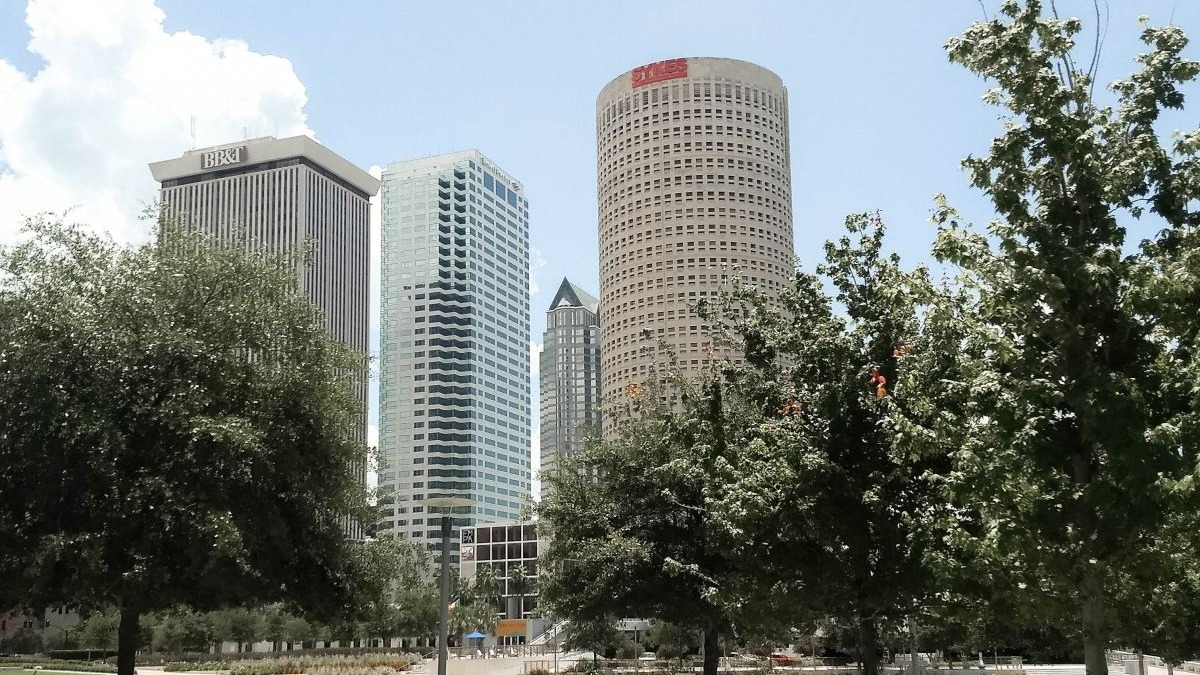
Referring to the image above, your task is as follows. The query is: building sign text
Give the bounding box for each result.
[201,146,247,170]
[632,58,687,88]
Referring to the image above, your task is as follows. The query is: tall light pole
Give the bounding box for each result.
[426,497,474,675]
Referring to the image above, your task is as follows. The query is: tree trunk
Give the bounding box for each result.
[1080,570,1108,675]
[860,615,880,675]
[117,604,141,675]
[702,623,720,675]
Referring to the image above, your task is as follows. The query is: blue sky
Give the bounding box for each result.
[2,0,1199,483]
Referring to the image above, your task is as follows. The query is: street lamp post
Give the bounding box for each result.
[44,621,73,650]
[425,497,473,675]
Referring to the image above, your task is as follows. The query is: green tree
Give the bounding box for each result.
[353,536,434,644]
[152,608,213,653]
[78,610,120,650]
[903,3,1200,672]
[280,614,314,649]
[391,585,439,641]
[0,215,372,675]
[470,563,503,613]
[507,563,533,618]
[645,621,698,660]
[559,617,621,658]
[261,606,287,652]
[210,608,262,653]
[700,213,944,675]
[538,361,761,675]
[449,602,498,643]
[0,627,43,654]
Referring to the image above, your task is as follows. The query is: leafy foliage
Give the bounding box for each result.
[897,1,1200,671]
[538,357,761,675]
[558,617,621,656]
[698,213,945,675]
[0,214,372,674]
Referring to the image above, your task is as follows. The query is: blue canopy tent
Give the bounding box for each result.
[465,630,487,655]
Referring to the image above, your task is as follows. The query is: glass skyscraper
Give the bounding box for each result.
[377,150,531,563]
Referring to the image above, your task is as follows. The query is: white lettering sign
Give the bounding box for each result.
[201,146,247,170]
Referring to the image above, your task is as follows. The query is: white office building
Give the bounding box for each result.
[149,135,378,537]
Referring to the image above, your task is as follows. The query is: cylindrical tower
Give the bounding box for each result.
[596,57,794,409]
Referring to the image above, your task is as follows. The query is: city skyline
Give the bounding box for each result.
[4,0,1200,496]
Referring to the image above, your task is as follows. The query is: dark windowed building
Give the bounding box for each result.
[539,278,600,495]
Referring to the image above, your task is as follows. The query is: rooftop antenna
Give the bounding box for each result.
[189,115,196,149]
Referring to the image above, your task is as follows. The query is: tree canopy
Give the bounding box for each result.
[541,4,1200,671]
[0,214,373,674]
[538,360,760,675]
[698,213,946,675]
[897,2,1200,672]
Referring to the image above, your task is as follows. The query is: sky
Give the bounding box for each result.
[2,0,1199,497]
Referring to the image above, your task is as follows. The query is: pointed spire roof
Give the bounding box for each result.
[548,277,599,314]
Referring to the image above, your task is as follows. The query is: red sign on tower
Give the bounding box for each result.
[631,58,688,88]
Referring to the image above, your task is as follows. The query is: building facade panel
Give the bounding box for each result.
[458,521,543,645]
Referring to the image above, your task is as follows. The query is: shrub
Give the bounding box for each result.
[527,668,551,675]
[227,654,419,675]
[615,642,641,660]
[164,662,229,672]
[309,668,402,675]
[0,659,117,673]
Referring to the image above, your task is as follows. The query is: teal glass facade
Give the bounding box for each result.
[377,150,531,565]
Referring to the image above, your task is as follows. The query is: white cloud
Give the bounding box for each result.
[530,340,541,375]
[529,246,548,295]
[0,0,312,242]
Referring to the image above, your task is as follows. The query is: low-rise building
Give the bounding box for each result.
[458,521,544,648]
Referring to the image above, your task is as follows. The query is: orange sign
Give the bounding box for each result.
[496,619,527,637]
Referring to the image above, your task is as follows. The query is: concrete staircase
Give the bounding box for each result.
[530,619,569,646]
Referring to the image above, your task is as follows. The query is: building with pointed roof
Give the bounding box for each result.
[539,278,601,495]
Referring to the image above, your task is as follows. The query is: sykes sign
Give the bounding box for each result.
[632,58,687,88]
[201,146,247,169]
